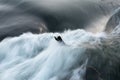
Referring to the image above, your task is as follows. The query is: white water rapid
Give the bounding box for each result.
[1,27,120,80]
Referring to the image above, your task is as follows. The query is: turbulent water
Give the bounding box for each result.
[1,25,120,80]
[0,0,120,80]
[0,13,120,80]
[0,29,107,80]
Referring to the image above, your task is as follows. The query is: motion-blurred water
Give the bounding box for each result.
[0,0,120,41]
[0,29,104,80]
[0,0,120,80]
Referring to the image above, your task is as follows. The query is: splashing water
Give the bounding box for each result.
[0,29,104,80]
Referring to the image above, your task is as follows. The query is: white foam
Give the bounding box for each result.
[0,29,103,80]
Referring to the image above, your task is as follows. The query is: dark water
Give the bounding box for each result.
[0,0,119,41]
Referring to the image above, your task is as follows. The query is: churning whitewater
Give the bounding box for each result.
[0,29,104,80]
[1,26,120,80]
